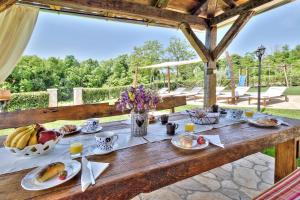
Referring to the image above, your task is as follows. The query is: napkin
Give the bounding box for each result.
[201,135,224,148]
[81,157,109,192]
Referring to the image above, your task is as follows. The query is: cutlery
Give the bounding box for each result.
[87,161,95,185]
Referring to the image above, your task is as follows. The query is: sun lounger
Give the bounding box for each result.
[160,87,187,97]
[217,86,251,104]
[195,86,226,100]
[248,86,288,106]
[157,87,169,95]
[174,87,203,99]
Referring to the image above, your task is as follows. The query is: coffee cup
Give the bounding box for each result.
[166,122,179,135]
[86,118,99,131]
[95,131,118,151]
[159,114,169,125]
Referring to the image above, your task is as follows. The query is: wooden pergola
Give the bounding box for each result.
[1,0,294,108]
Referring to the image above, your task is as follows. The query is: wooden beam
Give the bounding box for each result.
[18,0,207,30]
[225,51,236,104]
[179,23,210,62]
[210,0,279,25]
[191,0,206,15]
[207,0,218,17]
[152,0,170,8]
[0,96,186,129]
[212,11,254,60]
[0,0,16,12]
[222,0,237,8]
[275,138,297,182]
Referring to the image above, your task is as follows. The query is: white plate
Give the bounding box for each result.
[21,160,81,191]
[171,135,209,150]
[60,126,82,135]
[248,118,280,128]
[89,143,119,155]
[81,125,103,134]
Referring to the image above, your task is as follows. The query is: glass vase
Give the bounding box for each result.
[131,111,148,137]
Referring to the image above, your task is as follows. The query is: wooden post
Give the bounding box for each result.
[225,52,236,104]
[275,138,297,182]
[167,67,171,93]
[204,26,217,108]
[283,65,289,87]
[133,65,138,88]
[246,67,249,86]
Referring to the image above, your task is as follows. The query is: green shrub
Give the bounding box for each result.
[6,92,49,111]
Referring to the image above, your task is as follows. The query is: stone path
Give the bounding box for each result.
[131,153,274,200]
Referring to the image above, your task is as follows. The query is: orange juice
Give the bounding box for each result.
[69,142,83,155]
[185,123,195,132]
[245,110,254,118]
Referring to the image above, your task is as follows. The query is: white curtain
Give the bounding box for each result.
[0,5,39,83]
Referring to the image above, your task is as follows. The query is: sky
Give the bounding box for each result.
[24,0,300,61]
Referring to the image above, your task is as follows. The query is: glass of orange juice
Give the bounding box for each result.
[185,123,195,132]
[245,110,254,118]
[69,142,83,158]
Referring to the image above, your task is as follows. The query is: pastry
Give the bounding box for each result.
[60,125,77,134]
[179,135,193,148]
[36,162,65,182]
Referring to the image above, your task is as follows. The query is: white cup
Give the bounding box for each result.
[86,118,99,131]
[95,131,118,151]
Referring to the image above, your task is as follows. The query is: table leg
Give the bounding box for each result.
[275,138,297,182]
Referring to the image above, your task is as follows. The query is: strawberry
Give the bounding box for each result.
[58,170,68,180]
[197,136,206,145]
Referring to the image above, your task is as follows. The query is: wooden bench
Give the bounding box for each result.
[254,168,300,200]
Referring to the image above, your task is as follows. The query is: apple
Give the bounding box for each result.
[197,136,206,145]
[38,130,58,144]
[36,124,46,134]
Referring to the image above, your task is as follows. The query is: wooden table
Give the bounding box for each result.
[0,113,300,200]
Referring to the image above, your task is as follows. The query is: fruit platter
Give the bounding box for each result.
[4,124,63,157]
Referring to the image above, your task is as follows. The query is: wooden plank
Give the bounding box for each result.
[210,0,281,25]
[206,0,218,17]
[152,0,170,8]
[191,0,206,15]
[0,115,300,200]
[212,11,254,60]
[18,0,207,30]
[0,96,186,129]
[0,0,15,12]
[225,51,236,104]
[179,22,210,62]
[275,138,297,182]
[222,0,237,8]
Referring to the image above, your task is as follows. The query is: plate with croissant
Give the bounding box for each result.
[248,117,280,128]
[21,161,81,191]
[59,125,81,135]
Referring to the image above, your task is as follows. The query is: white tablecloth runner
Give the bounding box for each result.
[0,113,247,175]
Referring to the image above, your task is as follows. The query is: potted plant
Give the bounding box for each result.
[116,85,160,137]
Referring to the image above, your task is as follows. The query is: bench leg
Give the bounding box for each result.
[248,98,251,105]
[275,138,297,183]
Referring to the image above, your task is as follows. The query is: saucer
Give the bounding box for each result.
[89,144,118,155]
[81,125,103,134]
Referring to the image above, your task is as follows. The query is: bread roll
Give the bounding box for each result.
[36,162,65,182]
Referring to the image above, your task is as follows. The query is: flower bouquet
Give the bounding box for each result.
[116,85,160,137]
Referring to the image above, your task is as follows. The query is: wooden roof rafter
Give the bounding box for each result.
[152,0,170,8]
[0,0,16,12]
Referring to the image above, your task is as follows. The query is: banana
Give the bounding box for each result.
[10,126,34,148]
[28,129,38,146]
[16,129,34,149]
[4,125,32,147]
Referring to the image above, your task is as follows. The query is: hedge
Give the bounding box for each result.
[6,91,49,112]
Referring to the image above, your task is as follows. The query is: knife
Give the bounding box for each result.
[87,161,95,185]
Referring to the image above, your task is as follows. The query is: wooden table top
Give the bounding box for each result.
[1,113,300,200]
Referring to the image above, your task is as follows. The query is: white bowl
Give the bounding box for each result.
[5,134,63,157]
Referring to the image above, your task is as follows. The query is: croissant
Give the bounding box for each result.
[36,162,65,182]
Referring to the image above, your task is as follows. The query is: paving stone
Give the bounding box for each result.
[233,158,254,168]
[193,175,221,191]
[210,168,232,180]
[201,171,217,179]
[254,165,269,171]
[261,170,274,184]
[187,192,232,200]
[255,153,274,163]
[142,189,182,200]
[175,178,210,191]
[131,195,141,200]
[168,185,187,196]
[240,187,262,198]
[220,188,244,200]
[233,167,260,189]
[245,155,267,166]
[221,163,233,172]
[221,180,239,189]
[258,182,273,191]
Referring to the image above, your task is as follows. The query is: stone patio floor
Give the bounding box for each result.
[131,152,274,200]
